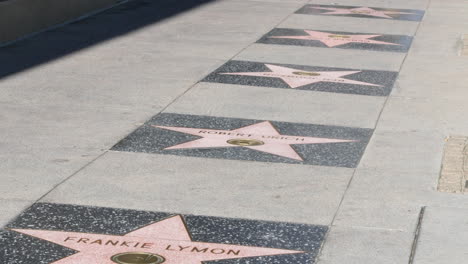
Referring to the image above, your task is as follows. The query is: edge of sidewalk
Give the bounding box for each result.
[0,0,128,47]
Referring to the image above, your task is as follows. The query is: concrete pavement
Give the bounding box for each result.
[1,0,467,263]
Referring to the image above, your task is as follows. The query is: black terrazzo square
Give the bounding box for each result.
[111,113,372,168]
[0,203,327,264]
[202,60,398,96]
[296,4,425,21]
[257,28,413,52]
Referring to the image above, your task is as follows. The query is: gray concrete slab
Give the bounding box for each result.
[334,168,468,231]
[377,96,468,135]
[0,68,197,110]
[281,14,419,36]
[165,82,385,128]
[351,168,439,193]
[235,44,406,71]
[428,192,468,208]
[334,168,433,231]
[62,30,251,60]
[41,151,354,225]
[409,30,466,57]
[132,0,302,44]
[189,0,303,14]
[389,0,468,106]
[413,207,468,264]
[130,19,274,46]
[0,102,155,153]
[0,100,163,201]
[392,58,468,99]
[19,47,225,83]
[0,149,100,201]
[335,196,422,232]
[0,199,33,228]
[358,130,445,174]
[317,226,414,264]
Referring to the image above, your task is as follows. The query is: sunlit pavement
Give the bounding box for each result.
[1,0,467,263]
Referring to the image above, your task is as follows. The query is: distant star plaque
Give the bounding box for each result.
[295,4,425,21]
[257,28,413,52]
[202,60,399,96]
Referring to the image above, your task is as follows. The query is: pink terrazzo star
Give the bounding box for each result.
[220,64,381,88]
[310,6,414,19]
[11,215,303,264]
[270,30,401,47]
[154,121,356,161]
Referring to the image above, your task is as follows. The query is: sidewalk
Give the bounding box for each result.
[1,0,467,263]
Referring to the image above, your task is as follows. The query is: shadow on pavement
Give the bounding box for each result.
[0,0,214,79]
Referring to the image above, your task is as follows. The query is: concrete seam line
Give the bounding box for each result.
[408,206,426,264]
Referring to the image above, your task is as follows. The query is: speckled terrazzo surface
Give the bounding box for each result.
[201,60,398,96]
[111,113,373,167]
[257,28,413,52]
[0,203,327,264]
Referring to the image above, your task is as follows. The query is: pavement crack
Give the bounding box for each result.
[408,206,426,264]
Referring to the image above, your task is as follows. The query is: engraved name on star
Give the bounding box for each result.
[154,121,356,161]
[11,215,304,264]
[219,64,381,88]
[309,6,414,19]
[269,30,401,47]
